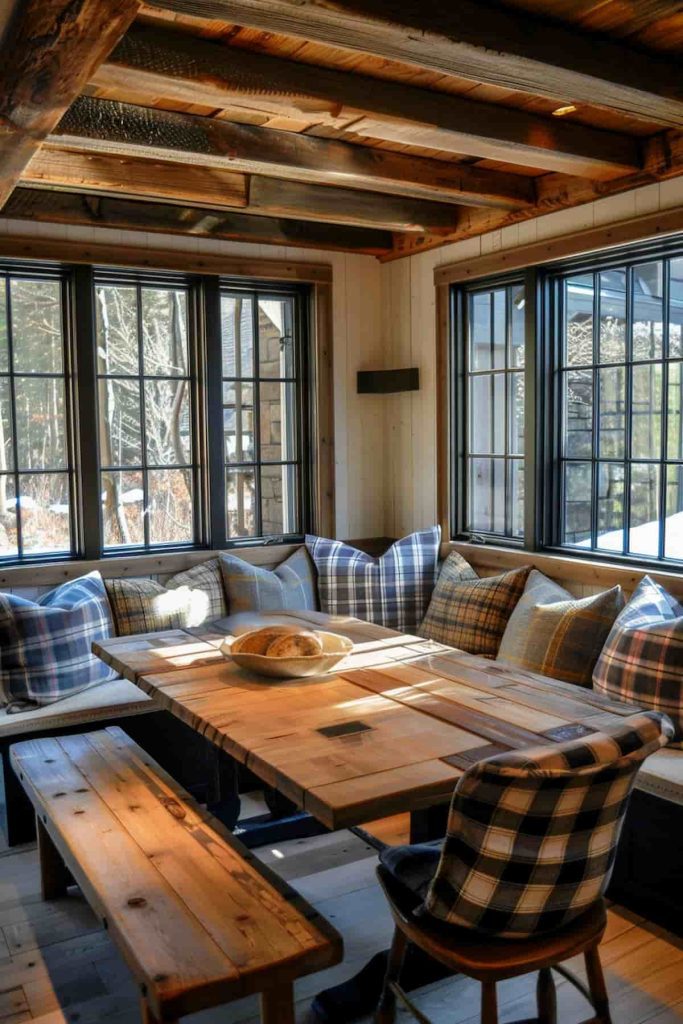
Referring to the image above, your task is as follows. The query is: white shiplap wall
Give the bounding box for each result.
[0,218,385,540]
[380,179,683,538]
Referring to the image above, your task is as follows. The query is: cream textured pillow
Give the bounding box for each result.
[497,570,624,687]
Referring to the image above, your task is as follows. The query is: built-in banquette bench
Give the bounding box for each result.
[11,726,342,1024]
[1,539,681,931]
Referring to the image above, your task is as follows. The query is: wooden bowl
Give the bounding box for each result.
[220,629,353,679]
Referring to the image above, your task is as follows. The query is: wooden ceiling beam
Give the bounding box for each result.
[3,187,393,255]
[91,24,641,180]
[22,148,463,232]
[47,96,534,211]
[0,0,140,209]
[144,0,683,126]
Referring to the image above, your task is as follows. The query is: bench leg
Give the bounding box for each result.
[37,818,71,900]
[2,743,37,847]
[261,982,295,1024]
[140,999,178,1024]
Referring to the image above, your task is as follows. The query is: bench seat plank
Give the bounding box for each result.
[10,727,342,1021]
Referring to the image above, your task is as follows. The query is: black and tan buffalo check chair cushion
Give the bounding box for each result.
[419,560,531,656]
[394,711,673,938]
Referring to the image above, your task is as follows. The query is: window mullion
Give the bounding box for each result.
[523,267,540,549]
[202,276,227,549]
[71,265,101,559]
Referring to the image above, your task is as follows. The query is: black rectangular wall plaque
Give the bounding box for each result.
[357,368,419,394]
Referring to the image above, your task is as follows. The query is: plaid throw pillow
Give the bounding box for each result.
[0,572,119,708]
[423,711,673,937]
[593,576,683,747]
[166,559,227,621]
[306,528,441,632]
[419,560,530,656]
[106,578,201,636]
[220,547,317,614]
[498,570,624,686]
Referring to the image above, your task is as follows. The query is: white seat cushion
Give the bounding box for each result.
[0,679,155,739]
[635,748,683,807]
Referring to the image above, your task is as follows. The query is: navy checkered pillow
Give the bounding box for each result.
[305,528,441,632]
[593,576,683,747]
[0,571,118,708]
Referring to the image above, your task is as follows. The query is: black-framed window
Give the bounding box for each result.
[450,234,683,569]
[221,287,307,541]
[0,268,76,559]
[94,275,198,550]
[552,253,683,562]
[457,280,526,540]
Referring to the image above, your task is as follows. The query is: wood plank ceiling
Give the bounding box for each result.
[0,0,681,260]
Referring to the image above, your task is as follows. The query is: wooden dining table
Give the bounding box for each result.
[93,610,636,840]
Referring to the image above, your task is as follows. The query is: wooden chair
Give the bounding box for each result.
[374,710,673,1024]
[376,867,611,1024]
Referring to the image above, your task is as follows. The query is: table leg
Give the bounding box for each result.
[206,747,241,831]
[409,803,449,844]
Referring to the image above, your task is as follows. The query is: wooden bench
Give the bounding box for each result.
[10,726,343,1024]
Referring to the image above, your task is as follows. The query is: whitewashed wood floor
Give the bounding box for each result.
[0,779,681,1024]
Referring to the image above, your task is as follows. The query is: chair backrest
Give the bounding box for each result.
[423,710,673,938]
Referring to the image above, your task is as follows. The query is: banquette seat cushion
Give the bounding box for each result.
[0,677,154,738]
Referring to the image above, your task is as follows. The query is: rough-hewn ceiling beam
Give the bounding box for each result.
[48,96,534,211]
[92,24,641,180]
[22,149,464,232]
[3,187,393,254]
[0,0,140,209]
[144,0,683,126]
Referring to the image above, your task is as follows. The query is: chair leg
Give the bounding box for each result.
[481,980,498,1024]
[376,926,409,1024]
[536,967,557,1024]
[261,982,295,1024]
[584,945,612,1024]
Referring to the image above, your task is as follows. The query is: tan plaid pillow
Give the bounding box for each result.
[419,563,531,656]
[166,558,227,621]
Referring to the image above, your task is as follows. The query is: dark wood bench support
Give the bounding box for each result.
[36,817,72,900]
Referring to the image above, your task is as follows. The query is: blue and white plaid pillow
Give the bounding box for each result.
[593,576,683,746]
[305,528,441,632]
[0,571,118,708]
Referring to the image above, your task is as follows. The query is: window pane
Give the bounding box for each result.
[14,377,66,470]
[144,380,191,465]
[565,274,593,366]
[261,464,298,536]
[510,460,524,539]
[510,286,525,367]
[564,369,593,457]
[96,285,139,376]
[470,292,492,371]
[0,286,8,373]
[629,463,660,557]
[260,381,297,462]
[222,295,254,377]
[633,262,664,361]
[0,475,17,556]
[142,288,188,377]
[0,377,13,473]
[101,470,144,547]
[563,461,592,547]
[596,463,625,553]
[148,469,193,545]
[18,473,71,554]
[10,279,63,374]
[470,374,505,455]
[668,362,683,461]
[258,299,295,378]
[599,270,626,364]
[665,465,683,560]
[598,365,626,459]
[223,383,254,463]
[670,257,683,359]
[227,466,256,538]
[631,363,662,460]
[98,378,141,467]
[509,372,524,456]
[468,457,505,534]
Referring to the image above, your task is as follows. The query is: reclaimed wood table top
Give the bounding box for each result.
[93,612,636,830]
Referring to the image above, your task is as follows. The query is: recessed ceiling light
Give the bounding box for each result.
[552,104,578,117]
